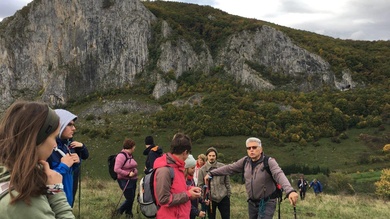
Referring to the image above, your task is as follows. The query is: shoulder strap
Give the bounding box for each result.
[263,155,272,176]
[119,152,131,168]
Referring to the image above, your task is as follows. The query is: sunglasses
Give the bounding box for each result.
[246,146,259,150]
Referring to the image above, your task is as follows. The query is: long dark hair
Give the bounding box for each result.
[0,101,53,204]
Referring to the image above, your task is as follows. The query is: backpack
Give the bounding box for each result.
[107,152,130,180]
[243,155,283,200]
[137,166,174,218]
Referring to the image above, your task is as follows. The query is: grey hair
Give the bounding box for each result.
[246,137,262,147]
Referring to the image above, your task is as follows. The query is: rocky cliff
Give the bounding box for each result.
[0,0,353,111]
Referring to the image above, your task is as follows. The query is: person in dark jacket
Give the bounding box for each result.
[297,175,308,200]
[185,155,206,219]
[47,109,84,207]
[203,137,298,219]
[143,136,163,174]
[53,109,89,207]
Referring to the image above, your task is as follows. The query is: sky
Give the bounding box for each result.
[0,0,389,41]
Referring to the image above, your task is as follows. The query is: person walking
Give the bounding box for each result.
[153,133,201,219]
[198,147,231,219]
[309,179,323,196]
[203,137,298,219]
[143,136,163,174]
[297,175,308,200]
[0,101,75,218]
[54,109,89,207]
[185,155,206,219]
[47,110,82,207]
[114,138,138,219]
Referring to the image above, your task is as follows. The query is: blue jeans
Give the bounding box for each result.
[117,179,137,215]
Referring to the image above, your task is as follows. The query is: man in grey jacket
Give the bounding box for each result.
[203,137,298,219]
[198,147,231,219]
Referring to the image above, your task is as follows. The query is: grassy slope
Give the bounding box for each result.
[72,179,389,219]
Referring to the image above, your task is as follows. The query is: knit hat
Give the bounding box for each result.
[206,147,218,158]
[145,136,154,145]
[54,109,77,138]
[185,154,196,168]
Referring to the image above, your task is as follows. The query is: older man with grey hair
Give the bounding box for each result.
[204,137,298,219]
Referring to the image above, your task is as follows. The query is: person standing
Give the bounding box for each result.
[47,110,82,207]
[185,155,206,219]
[114,138,138,219]
[198,147,231,219]
[0,101,74,218]
[203,137,298,219]
[297,175,308,200]
[54,109,89,207]
[143,136,163,174]
[309,179,323,196]
[193,154,206,186]
[153,133,201,219]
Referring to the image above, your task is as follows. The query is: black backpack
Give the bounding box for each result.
[107,152,130,180]
[243,155,283,200]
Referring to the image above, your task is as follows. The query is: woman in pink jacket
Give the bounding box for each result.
[114,138,138,219]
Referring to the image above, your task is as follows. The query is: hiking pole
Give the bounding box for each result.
[78,165,81,219]
[201,185,208,219]
[111,180,130,219]
[207,176,212,214]
[293,206,297,219]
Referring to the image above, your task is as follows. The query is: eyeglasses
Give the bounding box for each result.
[246,146,259,150]
[67,123,75,127]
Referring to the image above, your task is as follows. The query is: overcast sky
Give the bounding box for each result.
[1,0,389,41]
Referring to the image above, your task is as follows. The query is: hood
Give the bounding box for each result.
[143,145,163,156]
[54,109,77,138]
[153,153,184,170]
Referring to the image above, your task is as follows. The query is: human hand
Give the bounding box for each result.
[69,141,83,148]
[129,171,135,177]
[70,153,80,163]
[189,187,201,199]
[288,191,299,206]
[204,174,211,184]
[61,154,75,167]
[204,199,210,206]
[199,211,206,217]
[39,160,62,184]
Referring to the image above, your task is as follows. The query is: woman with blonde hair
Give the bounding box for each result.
[0,101,74,219]
[193,154,206,186]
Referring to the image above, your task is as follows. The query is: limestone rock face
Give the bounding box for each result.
[0,0,155,110]
[0,0,353,111]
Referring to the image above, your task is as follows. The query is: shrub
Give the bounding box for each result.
[375,169,390,200]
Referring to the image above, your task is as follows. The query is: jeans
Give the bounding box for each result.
[117,179,137,215]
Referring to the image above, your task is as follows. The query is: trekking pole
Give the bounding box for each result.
[111,180,130,219]
[78,165,81,219]
[201,185,208,219]
[294,206,297,219]
[207,176,212,214]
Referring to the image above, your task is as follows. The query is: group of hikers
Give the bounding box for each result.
[0,100,322,219]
